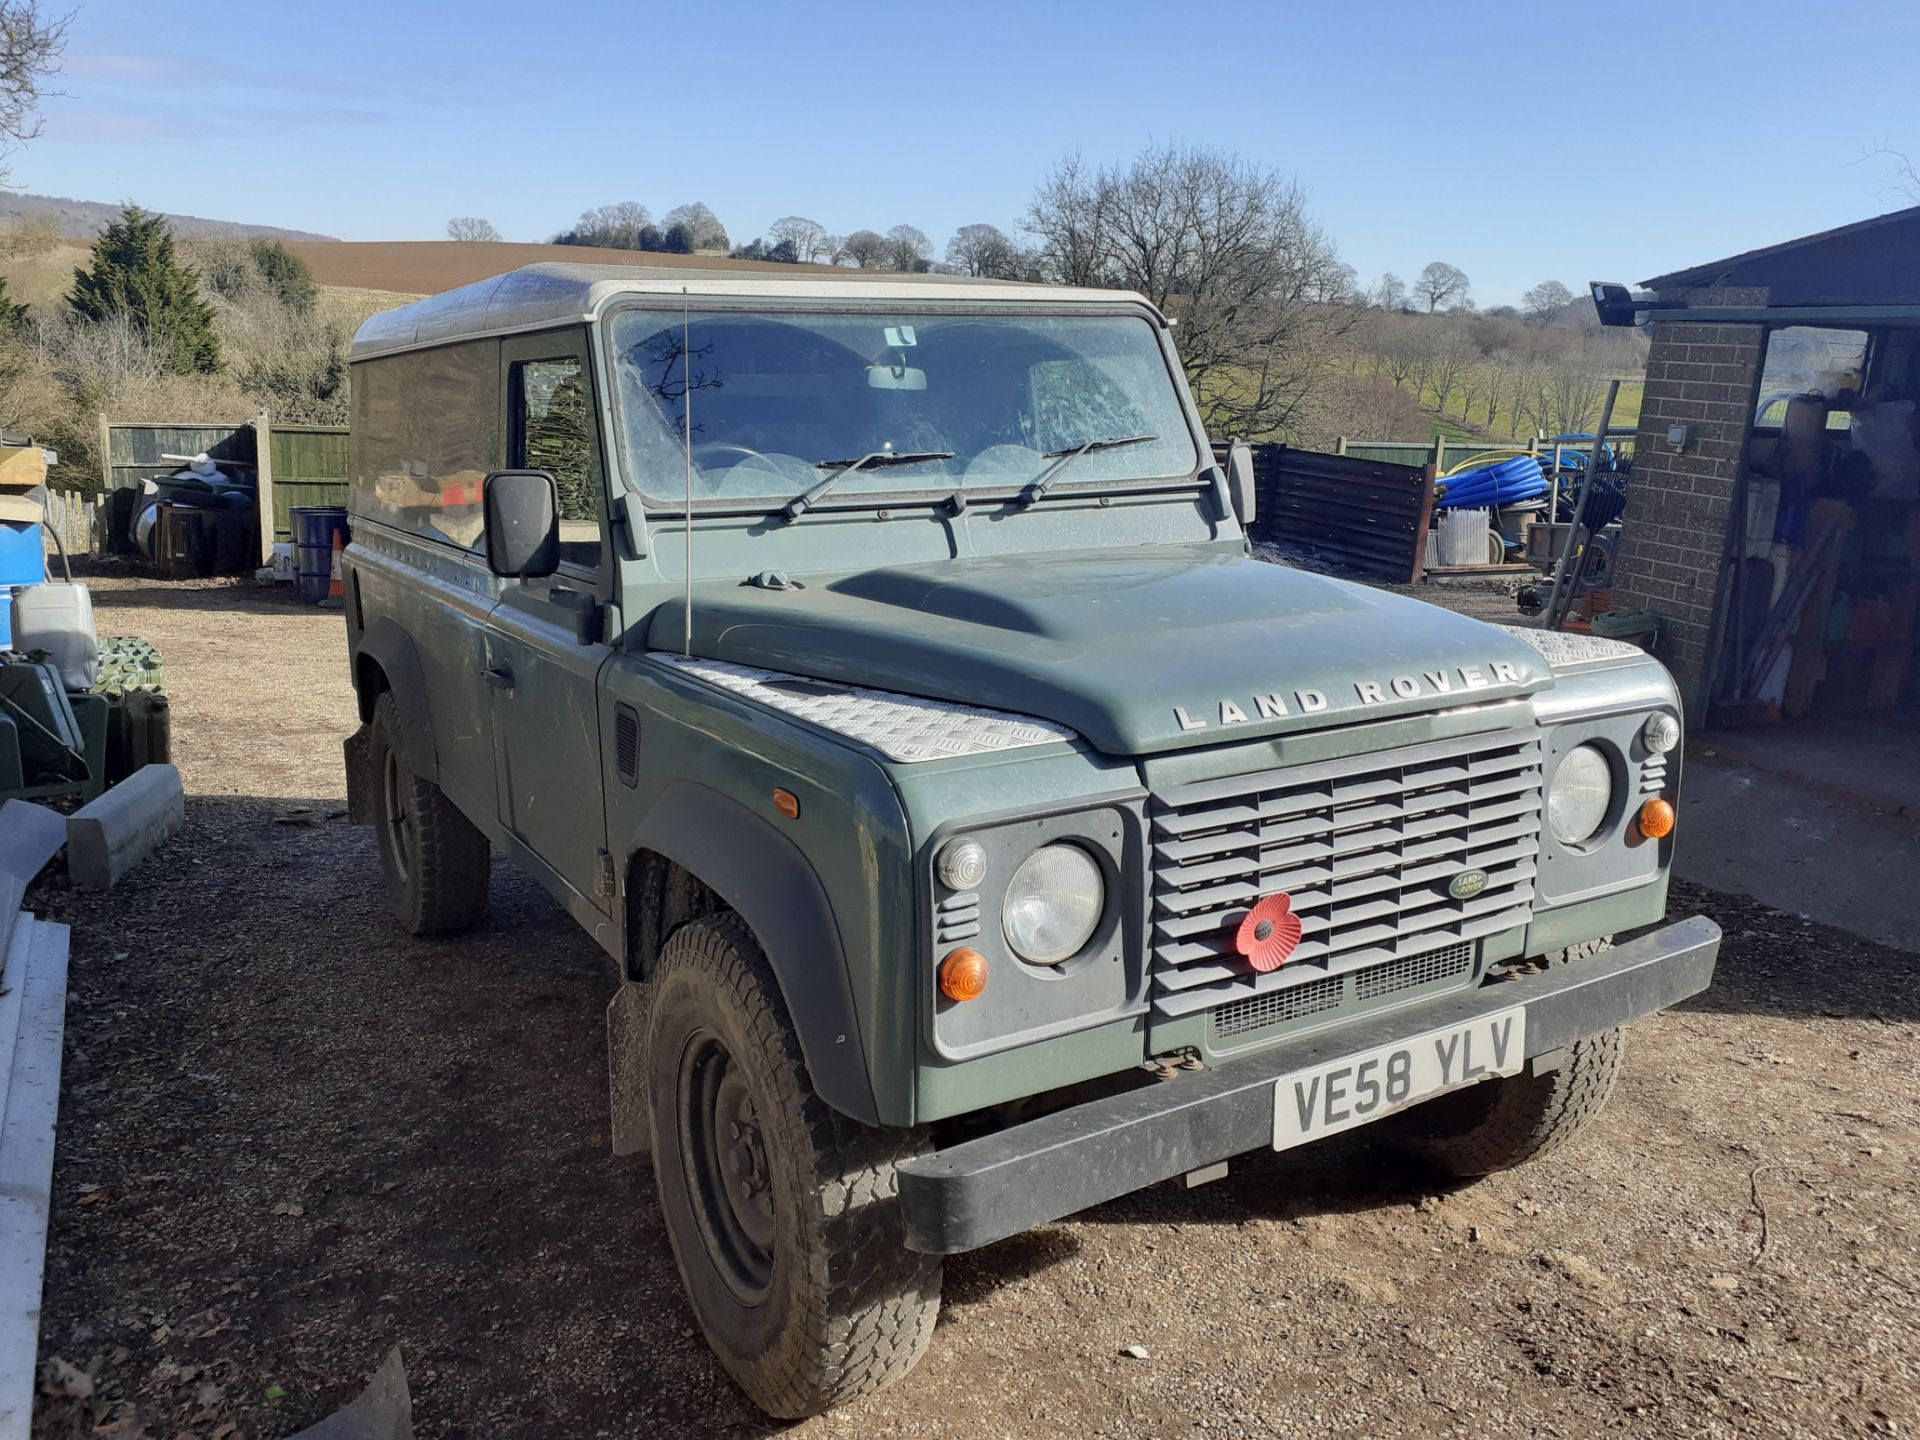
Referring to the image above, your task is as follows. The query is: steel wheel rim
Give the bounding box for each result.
[381,746,414,885]
[678,1030,776,1303]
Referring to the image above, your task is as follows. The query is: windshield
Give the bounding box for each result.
[607,308,1201,508]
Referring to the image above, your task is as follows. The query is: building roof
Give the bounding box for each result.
[1642,204,1920,308]
[350,262,1154,359]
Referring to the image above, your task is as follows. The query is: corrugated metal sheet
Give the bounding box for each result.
[1235,444,1435,584]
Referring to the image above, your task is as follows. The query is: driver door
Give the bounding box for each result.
[484,330,616,913]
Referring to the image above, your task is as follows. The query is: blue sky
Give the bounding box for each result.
[18,0,1920,306]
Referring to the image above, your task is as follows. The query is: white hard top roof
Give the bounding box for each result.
[350,261,1159,359]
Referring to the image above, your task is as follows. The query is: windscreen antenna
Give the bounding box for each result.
[682,288,693,656]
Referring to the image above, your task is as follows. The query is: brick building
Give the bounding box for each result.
[1609,207,1920,730]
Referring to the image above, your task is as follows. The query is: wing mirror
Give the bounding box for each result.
[483,469,560,579]
[1225,442,1257,527]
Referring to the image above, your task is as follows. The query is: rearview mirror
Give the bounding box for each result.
[867,364,927,391]
[484,469,560,578]
[1226,442,1257,527]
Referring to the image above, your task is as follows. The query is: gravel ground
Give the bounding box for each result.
[26,573,1920,1440]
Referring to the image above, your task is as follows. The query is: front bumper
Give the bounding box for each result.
[897,915,1720,1254]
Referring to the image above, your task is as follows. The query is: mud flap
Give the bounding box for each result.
[607,981,650,1157]
[343,725,374,825]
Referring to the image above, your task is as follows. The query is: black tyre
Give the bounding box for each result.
[646,913,940,1418]
[1390,940,1622,1177]
[369,690,490,935]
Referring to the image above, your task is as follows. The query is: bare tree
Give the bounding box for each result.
[663,202,728,251]
[883,223,931,272]
[1372,271,1407,311]
[1313,261,1360,306]
[0,3,64,181]
[1427,324,1478,417]
[1024,142,1358,438]
[1861,146,1920,201]
[446,216,502,242]
[1521,280,1574,324]
[1539,353,1610,436]
[1023,151,1108,288]
[838,229,890,269]
[1413,261,1469,313]
[1369,312,1431,389]
[946,222,1024,278]
[565,202,653,249]
[1482,350,1517,433]
[768,215,831,263]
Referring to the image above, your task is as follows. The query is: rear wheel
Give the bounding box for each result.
[646,913,941,1418]
[369,690,490,935]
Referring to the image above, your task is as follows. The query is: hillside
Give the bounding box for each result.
[284,240,840,296]
[0,192,335,242]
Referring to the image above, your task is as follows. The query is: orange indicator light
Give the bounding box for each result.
[939,948,989,1003]
[1637,797,1675,839]
[772,788,801,820]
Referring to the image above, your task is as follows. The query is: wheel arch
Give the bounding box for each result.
[626,780,880,1127]
[353,618,439,785]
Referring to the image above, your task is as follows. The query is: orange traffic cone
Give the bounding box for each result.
[322,528,346,608]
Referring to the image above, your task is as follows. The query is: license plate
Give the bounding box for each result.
[1272,1007,1526,1151]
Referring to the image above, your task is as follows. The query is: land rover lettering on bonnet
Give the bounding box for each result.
[337,261,1719,1419]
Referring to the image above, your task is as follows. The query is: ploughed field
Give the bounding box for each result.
[285,240,838,297]
[28,574,1920,1440]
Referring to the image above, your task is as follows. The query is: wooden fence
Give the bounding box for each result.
[39,486,101,563]
[81,414,350,563]
[1238,443,1437,586]
[263,422,350,545]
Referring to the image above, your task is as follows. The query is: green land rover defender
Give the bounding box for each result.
[339,262,1719,1417]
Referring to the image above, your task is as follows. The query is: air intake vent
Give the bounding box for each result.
[615,705,639,788]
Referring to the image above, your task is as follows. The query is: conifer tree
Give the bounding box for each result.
[69,204,221,374]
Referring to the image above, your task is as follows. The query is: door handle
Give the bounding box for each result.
[486,666,516,692]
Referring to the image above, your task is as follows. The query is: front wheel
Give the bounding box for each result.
[646,913,941,1418]
[1390,1027,1623,1177]
[1389,939,1623,1177]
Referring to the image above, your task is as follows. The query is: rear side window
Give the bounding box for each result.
[349,341,499,550]
[511,356,601,570]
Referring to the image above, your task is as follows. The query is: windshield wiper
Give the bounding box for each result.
[1015,433,1159,509]
[779,450,955,524]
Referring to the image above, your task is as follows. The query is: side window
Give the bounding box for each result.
[512,356,602,569]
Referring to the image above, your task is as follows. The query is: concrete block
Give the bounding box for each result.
[66,763,184,891]
[0,914,70,1440]
[0,800,63,886]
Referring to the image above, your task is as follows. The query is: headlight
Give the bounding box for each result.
[1003,843,1104,964]
[1548,744,1614,846]
[1642,712,1680,754]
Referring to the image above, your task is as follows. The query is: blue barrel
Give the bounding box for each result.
[0,519,45,588]
[0,589,12,649]
[290,506,349,605]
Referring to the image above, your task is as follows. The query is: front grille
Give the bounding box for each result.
[1354,940,1474,1000]
[1150,729,1541,1021]
[1214,941,1474,1040]
[1213,974,1343,1038]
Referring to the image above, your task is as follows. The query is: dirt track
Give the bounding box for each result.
[27,574,1920,1440]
